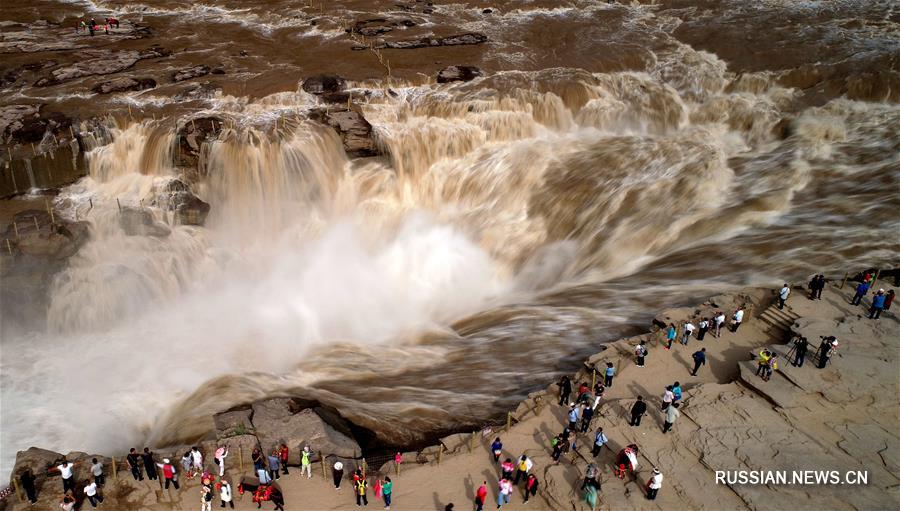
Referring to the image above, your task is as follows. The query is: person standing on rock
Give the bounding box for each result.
[300,446,312,479]
[646,468,663,500]
[83,478,103,507]
[355,473,369,507]
[182,451,193,477]
[731,308,745,332]
[581,462,601,492]
[665,323,677,349]
[869,289,887,319]
[475,481,488,511]
[851,280,870,305]
[557,375,572,406]
[580,404,594,433]
[513,454,533,485]
[214,446,228,478]
[697,318,709,341]
[567,404,580,431]
[884,289,895,314]
[662,385,674,411]
[157,458,180,490]
[792,336,809,367]
[551,436,565,465]
[219,478,234,509]
[278,444,289,475]
[191,446,204,474]
[268,450,281,480]
[491,438,503,463]
[663,403,680,433]
[59,494,76,511]
[332,461,344,490]
[501,458,515,480]
[143,447,158,480]
[714,312,726,338]
[604,363,616,387]
[817,336,837,368]
[126,448,143,481]
[691,347,707,376]
[381,476,393,509]
[19,468,37,504]
[778,283,791,309]
[635,340,647,367]
[496,477,513,508]
[591,428,608,457]
[90,458,105,487]
[762,354,778,382]
[200,479,214,511]
[629,396,647,427]
[523,473,539,503]
[681,320,695,345]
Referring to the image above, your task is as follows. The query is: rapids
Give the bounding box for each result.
[1,0,898,480]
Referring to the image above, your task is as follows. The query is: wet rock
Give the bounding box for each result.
[118,206,171,237]
[353,18,394,36]
[175,117,224,169]
[4,210,89,260]
[302,74,346,95]
[250,398,362,465]
[173,82,223,101]
[1,210,90,334]
[375,32,487,50]
[172,64,211,82]
[436,65,483,84]
[150,179,211,226]
[0,104,41,143]
[92,76,157,94]
[210,66,226,75]
[310,109,381,158]
[173,193,211,226]
[34,46,170,87]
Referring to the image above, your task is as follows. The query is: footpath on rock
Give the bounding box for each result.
[7,277,899,510]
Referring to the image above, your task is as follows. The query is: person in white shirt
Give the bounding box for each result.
[59,495,76,511]
[681,321,695,345]
[591,428,608,457]
[732,308,745,332]
[90,458,105,487]
[191,446,203,472]
[634,341,647,367]
[778,283,790,309]
[83,479,104,507]
[661,385,674,411]
[220,479,234,509]
[647,467,663,500]
[714,312,726,338]
[51,459,77,493]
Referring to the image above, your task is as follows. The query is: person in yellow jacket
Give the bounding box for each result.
[300,446,312,479]
[755,349,772,377]
[355,475,368,507]
[761,353,778,382]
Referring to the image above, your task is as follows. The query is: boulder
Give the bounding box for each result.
[214,408,255,438]
[92,77,157,94]
[310,109,381,158]
[250,398,362,465]
[353,18,394,36]
[375,32,487,50]
[34,46,170,87]
[172,64,211,82]
[118,206,171,237]
[301,74,346,95]
[4,210,89,259]
[175,117,223,169]
[1,104,42,144]
[173,82,223,101]
[436,65,483,84]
